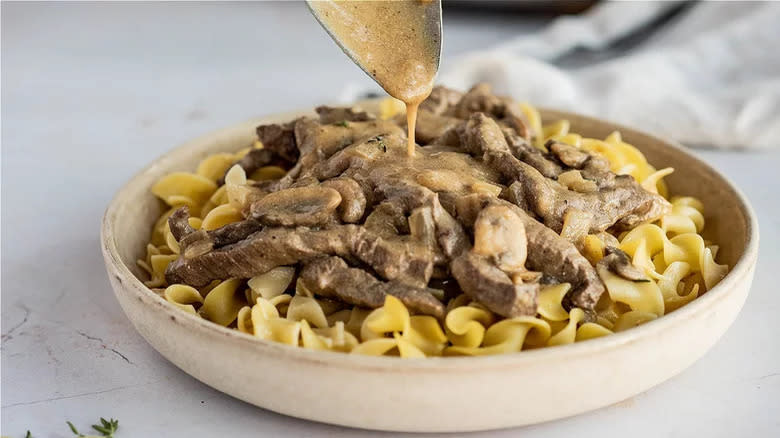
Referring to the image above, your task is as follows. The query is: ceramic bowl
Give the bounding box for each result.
[101,104,758,432]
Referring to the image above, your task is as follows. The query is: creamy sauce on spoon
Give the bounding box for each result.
[308,0,440,156]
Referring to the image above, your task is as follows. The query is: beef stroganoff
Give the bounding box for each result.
[138,84,728,357]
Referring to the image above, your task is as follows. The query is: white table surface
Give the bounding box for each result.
[2,2,778,437]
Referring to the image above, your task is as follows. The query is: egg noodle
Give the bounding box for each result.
[138,101,728,358]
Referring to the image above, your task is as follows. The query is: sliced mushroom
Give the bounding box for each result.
[321,177,367,223]
[249,186,342,227]
[416,169,466,193]
[599,246,649,282]
[473,205,528,273]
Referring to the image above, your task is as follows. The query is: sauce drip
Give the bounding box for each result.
[309,0,439,156]
[406,101,421,156]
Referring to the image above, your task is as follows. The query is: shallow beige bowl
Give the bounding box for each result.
[101,104,758,432]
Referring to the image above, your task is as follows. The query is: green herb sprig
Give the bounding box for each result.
[66,418,119,438]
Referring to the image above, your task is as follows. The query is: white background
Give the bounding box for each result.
[2,2,778,437]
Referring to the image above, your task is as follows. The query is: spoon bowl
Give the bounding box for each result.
[306,0,442,97]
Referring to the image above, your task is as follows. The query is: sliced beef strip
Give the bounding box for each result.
[300,256,444,318]
[419,85,464,115]
[503,171,670,233]
[503,129,562,178]
[451,83,532,140]
[431,123,557,179]
[364,201,409,238]
[295,118,404,159]
[452,83,505,120]
[457,112,510,156]
[362,196,449,270]
[612,194,672,231]
[352,230,434,288]
[218,148,278,185]
[307,133,408,181]
[166,225,357,287]
[253,119,404,195]
[206,219,264,248]
[256,121,299,163]
[408,206,437,248]
[450,251,538,317]
[420,198,465,263]
[168,207,263,258]
[500,98,533,141]
[518,206,605,310]
[411,110,461,145]
[292,120,405,187]
[429,125,462,148]
[460,113,670,233]
[315,105,374,124]
[230,119,388,197]
[373,179,469,260]
[166,224,434,289]
[453,194,605,310]
[168,206,197,241]
[448,202,539,317]
[547,140,615,188]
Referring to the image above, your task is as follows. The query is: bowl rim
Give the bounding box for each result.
[101,106,760,373]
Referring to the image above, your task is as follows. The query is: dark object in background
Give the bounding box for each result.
[445,0,598,15]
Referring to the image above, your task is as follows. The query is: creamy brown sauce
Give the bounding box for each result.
[343,133,504,197]
[309,0,439,156]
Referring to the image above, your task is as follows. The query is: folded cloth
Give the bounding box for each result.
[439,1,780,149]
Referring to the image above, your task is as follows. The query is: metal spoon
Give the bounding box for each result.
[305,0,443,95]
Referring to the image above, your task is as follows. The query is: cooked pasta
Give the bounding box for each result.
[138,98,729,358]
